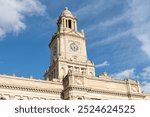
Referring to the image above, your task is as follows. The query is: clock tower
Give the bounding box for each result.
[44,7,95,81]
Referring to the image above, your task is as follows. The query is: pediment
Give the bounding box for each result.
[67,30,83,38]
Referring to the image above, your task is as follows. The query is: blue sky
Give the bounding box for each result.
[0,0,150,92]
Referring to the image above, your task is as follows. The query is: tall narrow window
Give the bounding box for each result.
[68,20,72,28]
[66,20,67,28]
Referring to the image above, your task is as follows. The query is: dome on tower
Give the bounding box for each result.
[60,7,75,17]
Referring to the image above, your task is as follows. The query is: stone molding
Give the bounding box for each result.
[63,86,145,98]
[58,58,94,67]
[0,74,62,85]
[59,32,84,39]
[87,77,139,85]
[0,84,62,95]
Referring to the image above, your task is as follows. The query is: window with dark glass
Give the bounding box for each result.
[68,20,72,28]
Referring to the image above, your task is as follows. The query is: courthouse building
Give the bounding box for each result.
[0,8,150,100]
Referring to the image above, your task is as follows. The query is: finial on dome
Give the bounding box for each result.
[64,7,68,10]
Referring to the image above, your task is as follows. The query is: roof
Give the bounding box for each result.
[60,7,75,17]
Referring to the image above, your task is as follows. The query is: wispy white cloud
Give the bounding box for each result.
[111,68,135,80]
[0,28,5,40]
[95,61,109,68]
[111,66,150,93]
[83,2,132,46]
[75,0,112,19]
[112,66,150,81]
[141,83,150,93]
[0,0,46,39]
[138,66,150,80]
[101,13,129,27]
[127,0,150,58]
[90,29,131,47]
[87,12,129,34]
[85,0,150,59]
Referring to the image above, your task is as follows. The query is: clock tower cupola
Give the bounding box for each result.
[44,7,95,81]
[57,7,77,32]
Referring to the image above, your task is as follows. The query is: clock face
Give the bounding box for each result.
[70,42,79,52]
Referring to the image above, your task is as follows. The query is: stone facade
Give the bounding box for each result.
[0,7,150,100]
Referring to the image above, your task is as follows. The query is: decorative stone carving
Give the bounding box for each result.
[63,77,69,87]
[131,86,139,93]
[74,77,83,85]
[98,72,111,79]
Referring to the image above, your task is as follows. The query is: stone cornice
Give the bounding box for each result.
[0,74,62,85]
[0,84,62,95]
[58,15,76,20]
[63,72,139,86]
[49,31,85,47]
[59,32,84,39]
[87,77,139,85]
[58,58,94,67]
[63,86,145,98]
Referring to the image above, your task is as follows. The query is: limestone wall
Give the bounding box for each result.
[0,75,63,100]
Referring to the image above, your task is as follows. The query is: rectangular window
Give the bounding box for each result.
[68,20,72,28]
